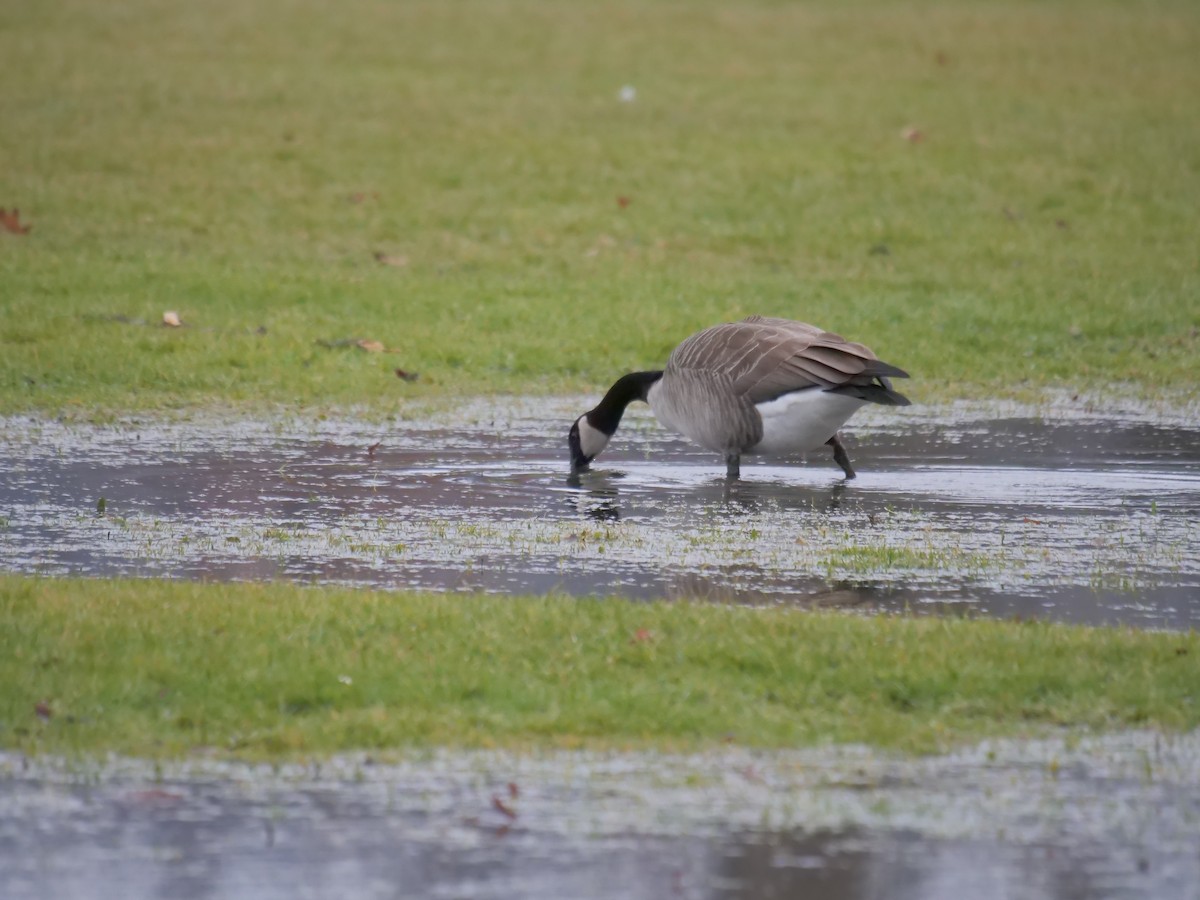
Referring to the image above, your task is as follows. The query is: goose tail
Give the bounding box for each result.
[828,374,911,407]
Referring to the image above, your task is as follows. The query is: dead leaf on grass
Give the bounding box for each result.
[373,252,409,268]
[317,337,410,361]
[1,208,32,235]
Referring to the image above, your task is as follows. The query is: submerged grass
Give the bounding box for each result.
[2,576,1196,760]
[3,0,1200,415]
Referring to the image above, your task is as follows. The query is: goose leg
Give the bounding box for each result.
[724,452,741,480]
[826,433,856,480]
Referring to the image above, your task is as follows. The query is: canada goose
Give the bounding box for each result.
[568,315,910,479]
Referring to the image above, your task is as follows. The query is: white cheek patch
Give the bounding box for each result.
[578,418,611,459]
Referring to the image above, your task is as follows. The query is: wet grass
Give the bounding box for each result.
[3,0,1200,416]
[826,544,996,576]
[2,575,1196,760]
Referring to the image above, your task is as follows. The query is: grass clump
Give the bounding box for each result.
[2,0,1200,415]
[1,575,1196,760]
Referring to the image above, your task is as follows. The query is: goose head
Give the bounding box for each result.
[568,371,663,473]
[568,414,610,472]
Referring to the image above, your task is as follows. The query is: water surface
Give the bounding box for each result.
[3,730,1197,900]
[2,398,1197,627]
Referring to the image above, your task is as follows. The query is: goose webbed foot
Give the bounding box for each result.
[826,433,856,480]
[724,452,741,480]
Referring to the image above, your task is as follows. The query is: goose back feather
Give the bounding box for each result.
[648,316,909,457]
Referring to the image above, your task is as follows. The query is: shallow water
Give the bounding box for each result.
[3,730,1198,900]
[2,398,1198,627]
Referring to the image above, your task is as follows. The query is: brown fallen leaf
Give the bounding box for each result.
[373,251,409,268]
[318,337,405,354]
[394,368,420,382]
[1,208,32,235]
[162,311,182,327]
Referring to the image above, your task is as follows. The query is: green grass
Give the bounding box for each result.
[2,575,1196,759]
[2,1,1198,763]
[2,0,1199,415]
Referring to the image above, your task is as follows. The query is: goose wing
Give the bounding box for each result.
[666,316,909,406]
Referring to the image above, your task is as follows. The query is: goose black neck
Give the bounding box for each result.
[587,370,663,436]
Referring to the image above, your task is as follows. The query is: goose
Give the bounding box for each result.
[568,315,910,479]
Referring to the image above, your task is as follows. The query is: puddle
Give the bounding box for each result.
[2,730,1198,899]
[1,397,1198,628]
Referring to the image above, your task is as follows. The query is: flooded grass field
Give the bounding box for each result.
[3,397,1199,899]
[2,396,1197,628]
[3,729,1199,900]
